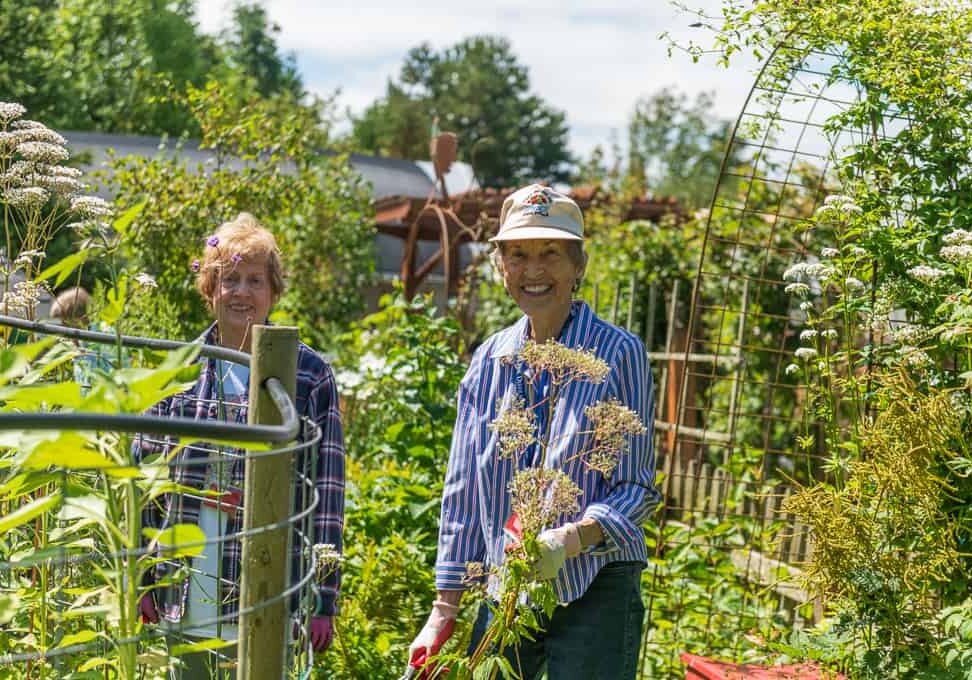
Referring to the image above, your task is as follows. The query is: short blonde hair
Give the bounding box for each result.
[51,286,90,325]
[195,213,285,309]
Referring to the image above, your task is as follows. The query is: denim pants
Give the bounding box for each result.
[467,561,645,680]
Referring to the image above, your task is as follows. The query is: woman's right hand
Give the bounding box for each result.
[139,593,159,624]
[407,599,458,675]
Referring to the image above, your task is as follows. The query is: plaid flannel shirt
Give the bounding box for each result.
[134,323,345,619]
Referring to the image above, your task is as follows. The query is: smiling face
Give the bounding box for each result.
[211,256,275,350]
[497,239,586,341]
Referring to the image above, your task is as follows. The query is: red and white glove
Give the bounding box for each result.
[534,522,583,580]
[407,599,458,674]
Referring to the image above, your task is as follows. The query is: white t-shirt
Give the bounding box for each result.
[182,361,249,640]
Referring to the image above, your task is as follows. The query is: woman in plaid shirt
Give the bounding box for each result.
[135,214,345,676]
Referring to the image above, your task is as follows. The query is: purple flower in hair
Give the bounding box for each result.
[206,235,220,247]
[231,253,242,264]
[191,259,201,272]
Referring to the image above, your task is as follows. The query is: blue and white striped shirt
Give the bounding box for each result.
[435,301,660,603]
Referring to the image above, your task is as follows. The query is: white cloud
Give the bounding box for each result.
[195,0,758,160]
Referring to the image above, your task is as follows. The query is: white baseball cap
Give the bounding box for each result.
[490,184,584,242]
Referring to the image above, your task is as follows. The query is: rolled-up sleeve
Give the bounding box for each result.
[309,366,346,615]
[435,364,487,591]
[583,336,660,554]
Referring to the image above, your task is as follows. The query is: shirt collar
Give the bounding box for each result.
[489,300,590,359]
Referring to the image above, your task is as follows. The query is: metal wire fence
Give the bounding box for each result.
[0,316,323,679]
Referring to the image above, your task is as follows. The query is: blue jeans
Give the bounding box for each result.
[467,561,645,680]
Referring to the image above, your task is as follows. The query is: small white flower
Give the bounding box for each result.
[821,329,838,340]
[13,249,44,268]
[844,277,865,291]
[41,165,82,179]
[907,265,948,283]
[0,102,26,124]
[794,347,818,361]
[799,329,818,342]
[941,244,972,265]
[800,301,814,312]
[783,263,809,282]
[824,194,854,206]
[134,273,157,289]
[849,246,868,257]
[899,346,932,368]
[785,363,800,376]
[784,282,810,296]
[15,141,69,164]
[70,195,113,218]
[12,125,66,147]
[2,186,49,210]
[821,247,840,258]
[943,229,972,245]
[893,323,926,344]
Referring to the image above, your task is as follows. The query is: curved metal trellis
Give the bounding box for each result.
[0,317,324,679]
[638,38,911,675]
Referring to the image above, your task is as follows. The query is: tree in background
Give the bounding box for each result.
[0,0,308,137]
[351,35,571,187]
[110,83,375,351]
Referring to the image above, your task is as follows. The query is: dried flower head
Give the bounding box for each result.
[583,398,646,478]
[489,395,537,458]
[517,340,610,385]
[508,467,582,536]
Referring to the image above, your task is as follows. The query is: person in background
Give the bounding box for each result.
[50,286,90,327]
[407,185,659,680]
[135,213,345,678]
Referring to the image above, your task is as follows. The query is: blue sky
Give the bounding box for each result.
[195,1,758,162]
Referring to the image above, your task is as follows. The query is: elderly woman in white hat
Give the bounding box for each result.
[406,185,659,679]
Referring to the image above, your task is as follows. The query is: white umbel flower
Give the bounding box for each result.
[799,329,818,342]
[941,245,972,265]
[907,265,947,283]
[15,141,69,164]
[70,195,113,218]
[0,102,26,124]
[794,347,818,361]
[3,187,49,210]
[943,229,972,245]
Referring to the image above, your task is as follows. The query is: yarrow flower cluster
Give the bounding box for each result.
[311,543,342,584]
[489,395,537,458]
[516,341,610,385]
[3,186,49,211]
[508,467,582,537]
[583,398,646,478]
[815,194,863,220]
[794,347,818,361]
[943,229,972,245]
[907,265,948,283]
[0,102,27,124]
[941,244,972,265]
[70,195,113,219]
[783,262,836,283]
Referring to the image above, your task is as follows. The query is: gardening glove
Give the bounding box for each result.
[138,593,159,624]
[534,522,582,580]
[310,615,333,652]
[407,599,458,673]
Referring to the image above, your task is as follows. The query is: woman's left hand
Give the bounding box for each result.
[534,523,582,579]
[310,615,334,652]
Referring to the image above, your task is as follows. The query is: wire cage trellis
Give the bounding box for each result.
[626,32,950,676]
[0,316,326,679]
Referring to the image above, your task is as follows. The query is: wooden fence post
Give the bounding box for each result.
[237,325,298,680]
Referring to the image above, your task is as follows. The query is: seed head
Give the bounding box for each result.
[583,398,646,478]
[489,395,536,458]
[508,467,582,536]
[517,340,610,385]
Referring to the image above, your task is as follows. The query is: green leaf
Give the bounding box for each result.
[0,337,56,387]
[34,252,89,287]
[0,381,83,410]
[170,636,234,655]
[113,200,146,238]
[57,629,99,648]
[0,592,21,625]
[0,492,61,534]
[143,523,207,558]
[19,432,114,470]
